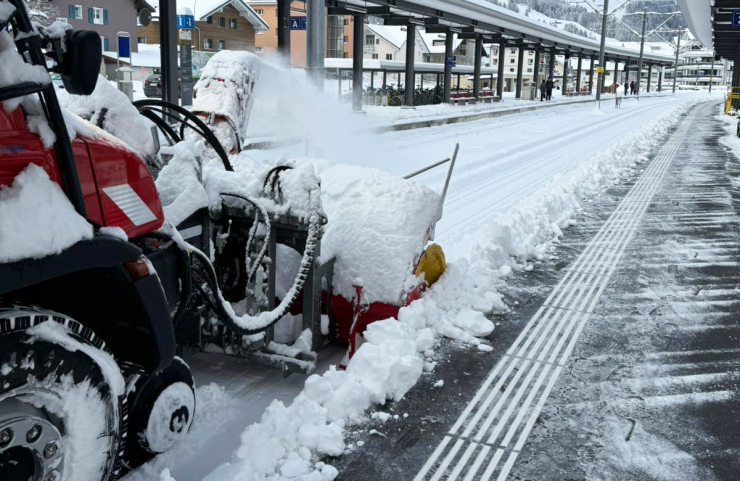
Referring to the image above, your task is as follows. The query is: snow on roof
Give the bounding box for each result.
[325,57,497,74]
[149,0,269,31]
[676,0,712,49]
[365,24,408,49]
[418,30,463,55]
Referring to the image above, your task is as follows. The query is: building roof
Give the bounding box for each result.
[365,24,408,49]
[150,0,269,31]
[418,30,463,54]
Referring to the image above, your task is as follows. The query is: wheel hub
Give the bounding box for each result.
[0,398,64,481]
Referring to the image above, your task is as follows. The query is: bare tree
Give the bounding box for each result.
[25,0,60,26]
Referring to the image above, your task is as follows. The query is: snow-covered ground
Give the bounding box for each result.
[123,66,714,479]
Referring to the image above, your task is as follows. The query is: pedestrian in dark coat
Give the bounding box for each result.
[630,80,635,95]
[624,80,628,95]
[539,80,547,101]
[545,78,554,101]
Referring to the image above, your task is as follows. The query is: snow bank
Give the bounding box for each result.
[467,100,701,272]
[58,75,157,158]
[155,141,210,226]
[0,164,93,262]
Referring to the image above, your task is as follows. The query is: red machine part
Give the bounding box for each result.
[0,105,164,238]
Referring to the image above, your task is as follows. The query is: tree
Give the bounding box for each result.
[25,0,60,26]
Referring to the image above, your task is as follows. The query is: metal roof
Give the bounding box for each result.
[677,0,740,59]
[329,0,675,65]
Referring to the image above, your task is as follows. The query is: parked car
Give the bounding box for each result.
[144,73,182,98]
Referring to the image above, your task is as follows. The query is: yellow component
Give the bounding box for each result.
[726,87,740,115]
[416,244,447,286]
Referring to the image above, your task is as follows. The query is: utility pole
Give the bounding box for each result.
[595,0,610,107]
[306,0,324,90]
[672,30,681,96]
[636,7,647,99]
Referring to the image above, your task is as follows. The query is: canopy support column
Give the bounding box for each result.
[532,48,541,100]
[647,64,652,92]
[515,46,524,98]
[405,24,415,107]
[352,13,364,111]
[562,53,570,95]
[575,54,582,94]
[497,41,506,100]
[473,35,482,101]
[588,55,595,93]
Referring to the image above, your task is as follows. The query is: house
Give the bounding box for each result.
[50,0,153,52]
[136,0,269,53]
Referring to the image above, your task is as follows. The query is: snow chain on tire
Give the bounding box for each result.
[0,303,128,481]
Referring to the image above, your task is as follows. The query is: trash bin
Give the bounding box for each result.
[117,66,134,102]
[522,80,535,100]
[380,89,388,106]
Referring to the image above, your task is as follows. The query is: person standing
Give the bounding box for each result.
[539,79,547,101]
[630,80,635,95]
[624,80,629,96]
[546,77,554,101]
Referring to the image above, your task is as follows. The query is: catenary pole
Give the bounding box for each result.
[636,7,647,98]
[595,0,609,107]
[672,30,681,96]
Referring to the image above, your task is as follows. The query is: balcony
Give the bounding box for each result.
[364,44,375,53]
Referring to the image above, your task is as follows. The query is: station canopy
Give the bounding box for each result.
[329,0,675,65]
[677,0,740,59]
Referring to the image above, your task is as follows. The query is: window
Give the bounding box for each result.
[101,36,109,51]
[206,16,213,24]
[67,5,82,19]
[527,68,532,73]
[386,53,392,60]
[343,19,348,26]
[255,46,263,53]
[528,59,533,65]
[376,38,380,45]
[230,18,237,28]
[365,35,374,45]
[509,67,515,72]
[255,8,263,15]
[510,48,516,54]
[343,52,348,58]
[89,7,106,25]
[138,37,146,44]
[217,40,225,50]
[204,38,213,49]
[218,17,225,27]
[372,53,378,59]
[510,58,515,63]
[343,36,348,43]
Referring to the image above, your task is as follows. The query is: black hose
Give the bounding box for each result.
[133,99,233,171]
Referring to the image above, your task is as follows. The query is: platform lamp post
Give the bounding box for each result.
[594,0,609,108]
[672,30,682,96]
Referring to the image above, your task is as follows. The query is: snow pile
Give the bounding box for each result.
[0,164,93,263]
[58,75,157,158]
[0,30,50,113]
[155,140,210,226]
[0,1,16,25]
[467,100,700,271]
[315,162,441,304]
[193,50,260,152]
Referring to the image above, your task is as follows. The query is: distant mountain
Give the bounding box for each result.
[488,0,686,43]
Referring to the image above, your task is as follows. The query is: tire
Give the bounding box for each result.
[0,304,126,481]
[123,357,195,470]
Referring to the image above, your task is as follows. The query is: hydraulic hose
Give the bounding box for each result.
[165,186,322,335]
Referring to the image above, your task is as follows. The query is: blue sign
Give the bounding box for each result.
[446,55,457,67]
[177,15,195,29]
[118,36,130,57]
[290,16,306,30]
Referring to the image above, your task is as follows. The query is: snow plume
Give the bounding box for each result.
[0,164,93,263]
[466,100,701,272]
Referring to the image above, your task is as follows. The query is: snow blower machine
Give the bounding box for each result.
[0,1,450,479]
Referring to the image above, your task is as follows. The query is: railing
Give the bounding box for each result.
[725,87,740,115]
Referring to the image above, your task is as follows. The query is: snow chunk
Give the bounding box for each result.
[0,31,50,113]
[0,164,93,263]
[58,75,157,158]
[155,141,210,226]
[433,380,444,388]
[26,320,125,397]
[317,163,441,305]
